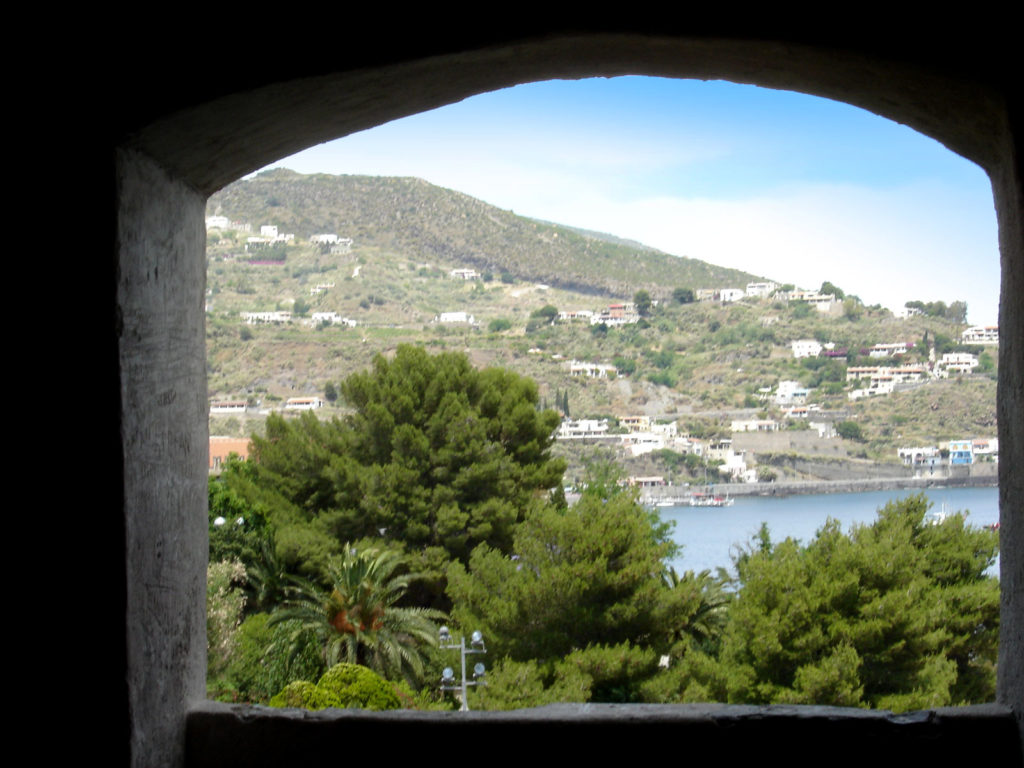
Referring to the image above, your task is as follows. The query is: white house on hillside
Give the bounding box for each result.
[937,352,979,376]
[868,342,910,358]
[205,215,230,229]
[775,380,810,405]
[556,419,610,439]
[791,339,822,358]
[745,281,778,298]
[569,360,617,378]
[436,311,476,325]
[962,325,999,344]
[284,397,323,411]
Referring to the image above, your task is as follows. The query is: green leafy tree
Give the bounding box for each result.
[836,420,865,441]
[473,657,593,710]
[947,300,968,323]
[530,304,558,323]
[271,545,445,684]
[842,297,863,321]
[240,346,565,594]
[820,281,845,299]
[446,484,676,664]
[324,382,338,402]
[634,289,652,316]
[790,301,812,318]
[208,473,267,569]
[689,496,999,710]
[673,287,695,304]
[223,613,325,703]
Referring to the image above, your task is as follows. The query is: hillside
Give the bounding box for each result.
[204,170,996,486]
[208,169,762,298]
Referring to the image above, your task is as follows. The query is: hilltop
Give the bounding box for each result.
[208,169,762,298]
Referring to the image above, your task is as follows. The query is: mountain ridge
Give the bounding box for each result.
[208,168,765,297]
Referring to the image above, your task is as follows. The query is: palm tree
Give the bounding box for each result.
[271,545,445,683]
[660,566,733,651]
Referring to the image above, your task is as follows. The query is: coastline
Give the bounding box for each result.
[638,464,998,502]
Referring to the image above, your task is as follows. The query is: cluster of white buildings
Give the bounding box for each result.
[898,438,998,467]
[777,289,840,313]
[555,417,758,483]
[241,310,358,328]
[845,351,983,398]
[309,234,354,254]
[245,224,296,251]
[847,365,929,399]
[695,282,840,313]
[205,217,353,255]
[557,302,641,327]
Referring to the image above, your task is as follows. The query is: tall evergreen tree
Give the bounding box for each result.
[239,346,566,600]
[680,495,999,710]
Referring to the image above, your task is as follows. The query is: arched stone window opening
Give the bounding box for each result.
[114,31,1024,767]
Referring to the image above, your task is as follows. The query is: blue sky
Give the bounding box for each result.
[260,77,999,324]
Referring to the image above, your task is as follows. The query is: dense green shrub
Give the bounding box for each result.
[268,663,404,711]
[225,613,324,704]
[269,681,343,710]
[473,658,592,710]
[316,663,402,710]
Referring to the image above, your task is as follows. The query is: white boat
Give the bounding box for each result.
[688,492,734,507]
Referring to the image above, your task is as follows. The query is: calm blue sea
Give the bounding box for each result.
[658,486,1000,577]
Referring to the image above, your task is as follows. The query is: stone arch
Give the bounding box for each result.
[113,28,1023,767]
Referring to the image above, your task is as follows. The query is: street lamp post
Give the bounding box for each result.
[439,626,486,711]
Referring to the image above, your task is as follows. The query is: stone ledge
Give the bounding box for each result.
[187,701,1021,767]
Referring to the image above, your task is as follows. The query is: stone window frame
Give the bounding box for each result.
[114,30,1023,767]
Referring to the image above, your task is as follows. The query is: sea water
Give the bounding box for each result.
[659,486,1000,577]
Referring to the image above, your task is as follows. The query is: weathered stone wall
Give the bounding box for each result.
[995,94,1024,734]
[733,430,852,456]
[117,149,208,767]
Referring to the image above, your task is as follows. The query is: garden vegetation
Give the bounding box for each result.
[207,349,998,711]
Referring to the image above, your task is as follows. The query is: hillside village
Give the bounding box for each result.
[204,172,998,493]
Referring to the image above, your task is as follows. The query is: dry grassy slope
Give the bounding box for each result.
[208,169,764,298]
